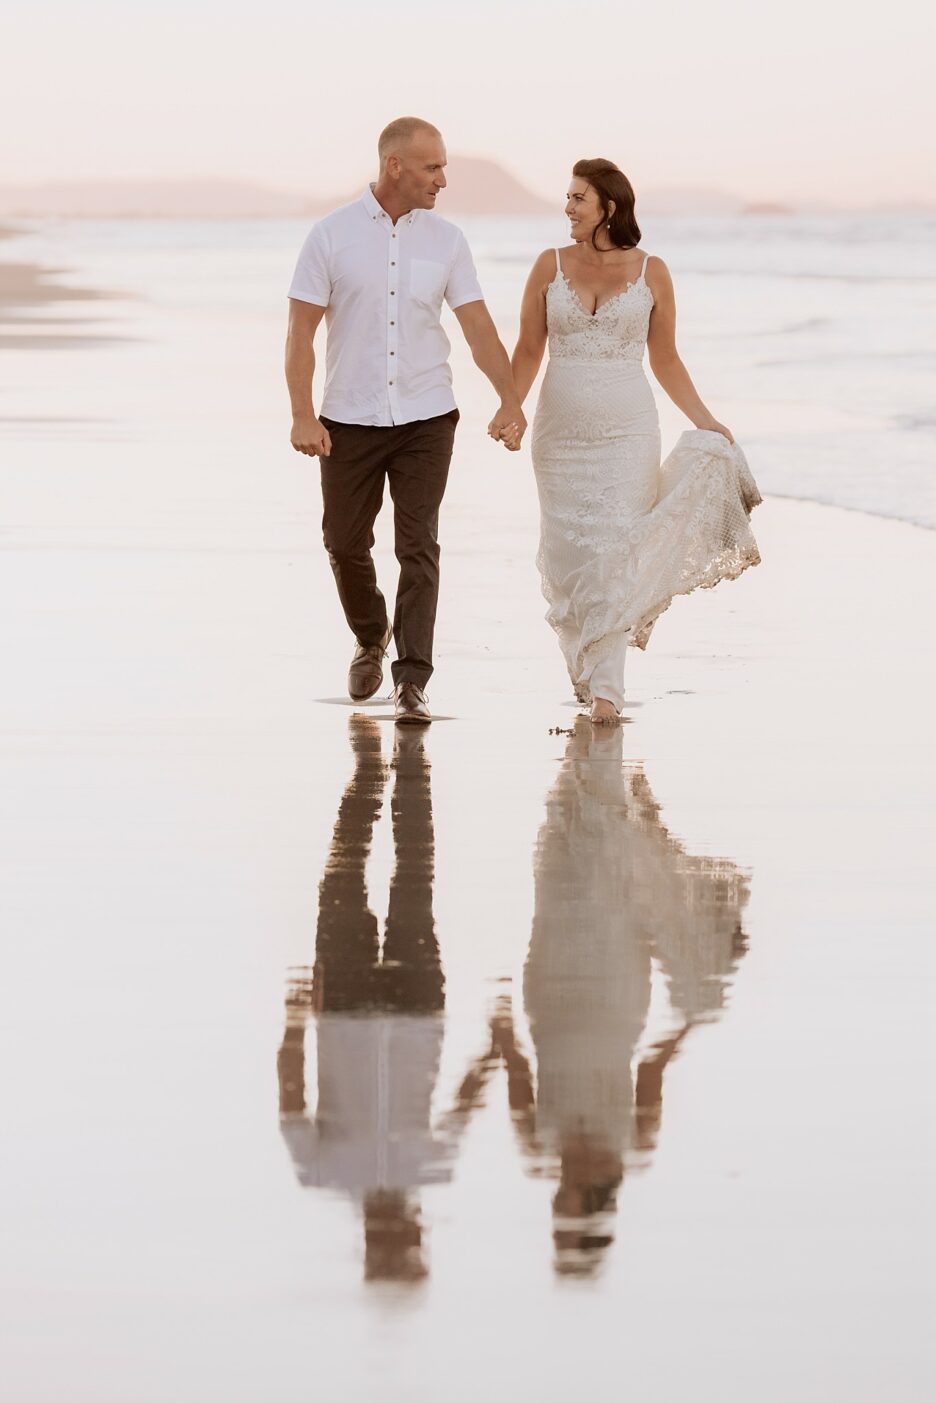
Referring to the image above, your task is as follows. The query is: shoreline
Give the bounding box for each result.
[0,223,118,350]
[750,484,936,535]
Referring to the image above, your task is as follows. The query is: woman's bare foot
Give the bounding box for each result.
[590,697,619,726]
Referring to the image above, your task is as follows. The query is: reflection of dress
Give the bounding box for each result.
[531,250,762,699]
[523,722,749,1166]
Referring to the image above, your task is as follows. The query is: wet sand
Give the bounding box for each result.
[2,226,935,1400]
[0,224,119,349]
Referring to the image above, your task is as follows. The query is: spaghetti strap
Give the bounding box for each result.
[555,248,562,273]
[640,253,650,281]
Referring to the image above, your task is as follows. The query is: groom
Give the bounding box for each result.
[286,116,526,724]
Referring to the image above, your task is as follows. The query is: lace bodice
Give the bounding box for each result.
[546,250,654,364]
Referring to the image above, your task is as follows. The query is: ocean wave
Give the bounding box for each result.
[676,268,936,284]
[761,489,936,533]
[894,413,936,433]
[777,317,831,334]
[756,349,936,367]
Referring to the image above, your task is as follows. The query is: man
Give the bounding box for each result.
[286,117,526,724]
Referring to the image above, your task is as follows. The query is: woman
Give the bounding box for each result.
[505,158,761,723]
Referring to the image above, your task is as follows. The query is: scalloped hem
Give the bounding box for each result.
[554,542,762,691]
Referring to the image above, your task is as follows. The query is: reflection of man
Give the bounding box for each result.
[277,718,451,1282]
[285,116,525,724]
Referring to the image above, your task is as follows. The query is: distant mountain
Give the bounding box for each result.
[637,186,745,216]
[0,158,553,219]
[305,155,554,216]
[5,172,923,222]
[868,198,936,214]
[741,200,795,216]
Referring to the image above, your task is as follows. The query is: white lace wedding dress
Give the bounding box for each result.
[531,249,762,701]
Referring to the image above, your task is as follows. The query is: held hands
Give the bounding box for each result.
[487,403,528,452]
[291,413,332,457]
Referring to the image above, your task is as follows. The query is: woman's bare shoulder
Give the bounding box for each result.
[526,246,561,289]
[644,254,672,281]
[532,246,560,271]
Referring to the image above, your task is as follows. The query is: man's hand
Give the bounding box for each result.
[487,403,527,452]
[291,413,332,457]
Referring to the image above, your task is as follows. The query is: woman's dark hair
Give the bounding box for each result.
[572,158,641,250]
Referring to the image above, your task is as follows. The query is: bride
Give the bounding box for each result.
[503,158,761,723]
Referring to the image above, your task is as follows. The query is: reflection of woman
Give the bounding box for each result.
[277,718,450,1283]
[516,719,749,1275]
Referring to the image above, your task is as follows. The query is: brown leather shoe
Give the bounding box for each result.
[393,682,431,725]
[348,622,393,701]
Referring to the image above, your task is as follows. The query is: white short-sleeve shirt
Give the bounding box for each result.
[288,184,485,427]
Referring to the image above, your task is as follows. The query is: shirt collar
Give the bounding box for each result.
[361,183,418,227]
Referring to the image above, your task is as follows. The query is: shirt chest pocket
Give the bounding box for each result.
[409,258,447,307]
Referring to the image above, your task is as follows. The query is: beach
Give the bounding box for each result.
[2,219,935,1400]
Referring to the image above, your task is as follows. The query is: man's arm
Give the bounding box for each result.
[452,300,527,451]
[285,298,331,457]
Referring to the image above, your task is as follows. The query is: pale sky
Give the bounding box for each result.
[3,0,933,206]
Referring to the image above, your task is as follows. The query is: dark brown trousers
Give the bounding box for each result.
[313,721,442,1014]
[319,410,459,689]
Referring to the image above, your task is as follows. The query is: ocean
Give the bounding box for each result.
[2,211,935,530]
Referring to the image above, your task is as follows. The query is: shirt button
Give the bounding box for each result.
[390,291,395,295]
[390,351,395,356]
[391,261,396,266]
[390,320,395,325]
[389,380,393,385]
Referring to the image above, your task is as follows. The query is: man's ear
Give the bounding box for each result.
[386,154,402,182]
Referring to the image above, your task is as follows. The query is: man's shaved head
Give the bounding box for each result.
[373,117,447,217]
[378,117,442,168]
